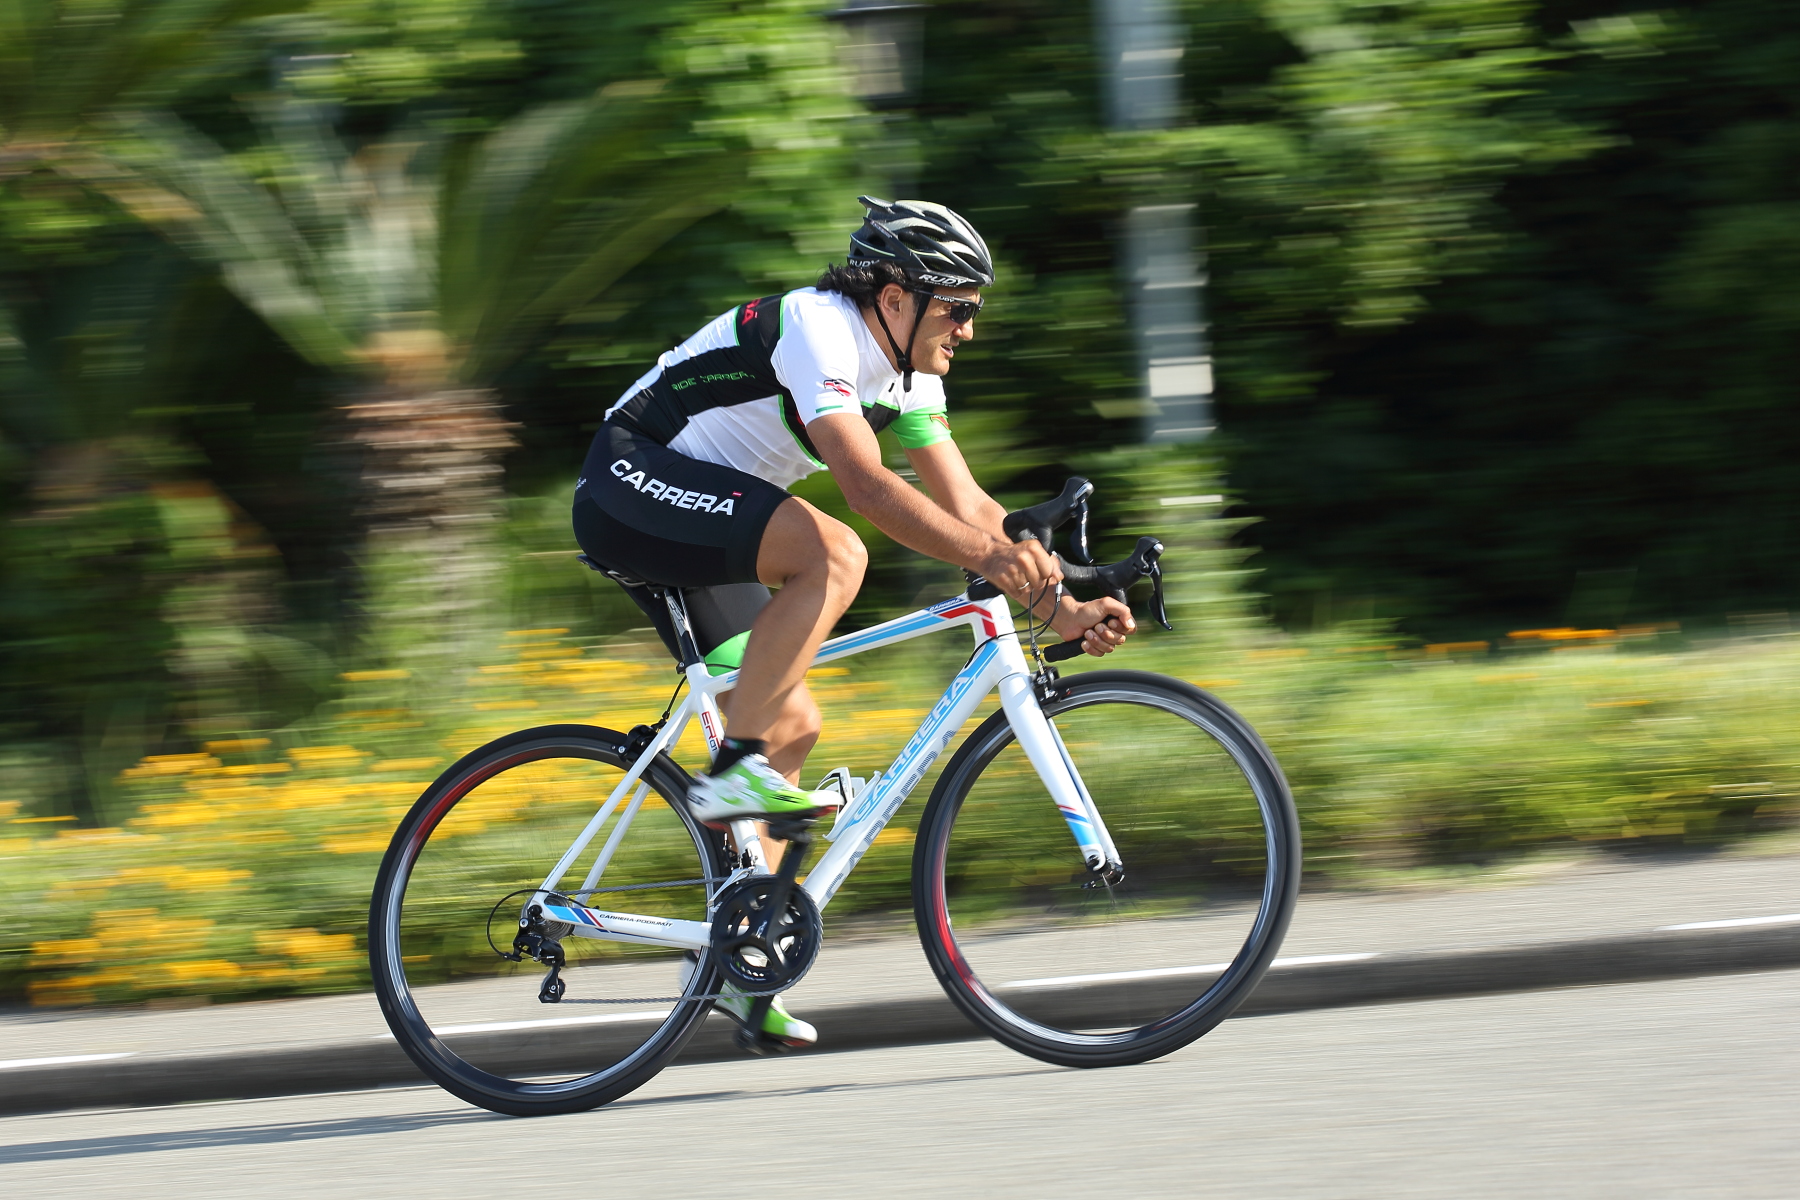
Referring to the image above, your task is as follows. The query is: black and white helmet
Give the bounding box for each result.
[848,196,995,289]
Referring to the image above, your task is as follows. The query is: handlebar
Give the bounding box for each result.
[972,477,1174,661]
[1002,476,1094,564]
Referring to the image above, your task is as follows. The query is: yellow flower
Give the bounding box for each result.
[288,746,369,768]
[323,832,392,855]
[203,738,271,754]
[255,928,357,962]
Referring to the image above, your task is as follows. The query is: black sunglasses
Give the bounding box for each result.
[909,288,983,326]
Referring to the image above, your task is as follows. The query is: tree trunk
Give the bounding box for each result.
[342,387,518,678]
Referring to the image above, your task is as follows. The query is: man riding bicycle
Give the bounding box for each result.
[571,196,1134,1044]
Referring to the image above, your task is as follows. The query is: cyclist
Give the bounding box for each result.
[572,196,1134,1044]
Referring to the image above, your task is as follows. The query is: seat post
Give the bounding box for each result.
[658,588,704,670]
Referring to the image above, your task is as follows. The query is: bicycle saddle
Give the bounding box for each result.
[577,553,655,592]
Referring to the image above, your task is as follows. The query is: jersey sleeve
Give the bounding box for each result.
[769,293,864,424]
[890,408,953,449]
[890,373,953,449]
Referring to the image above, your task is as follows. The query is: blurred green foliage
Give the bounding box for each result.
[2,0,1798,864]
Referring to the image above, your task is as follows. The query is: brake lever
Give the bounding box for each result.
[1148,561,1172,631]
[1069,499,1092,566]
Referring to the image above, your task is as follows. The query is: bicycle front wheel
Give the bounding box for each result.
[913,670,1300,1067]
[369,725,728,1116]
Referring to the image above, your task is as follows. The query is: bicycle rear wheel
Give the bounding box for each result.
[913,670,1300,1067]
[369,724,728,1116]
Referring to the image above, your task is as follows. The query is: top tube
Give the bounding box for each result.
[698,594,1009,691]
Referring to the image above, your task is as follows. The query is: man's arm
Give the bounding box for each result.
[907,438,1135,653]
[811,416,1134,655]
[905,439,1008,537]
[807,414,1060,599]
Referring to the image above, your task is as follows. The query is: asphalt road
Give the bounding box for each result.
[4,970,1795,1199]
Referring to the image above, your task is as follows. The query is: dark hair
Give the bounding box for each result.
[816,259,912,309]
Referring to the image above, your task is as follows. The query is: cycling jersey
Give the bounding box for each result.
[604,287,954,489]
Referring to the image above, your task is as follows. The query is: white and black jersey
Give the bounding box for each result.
[604,287,953,491]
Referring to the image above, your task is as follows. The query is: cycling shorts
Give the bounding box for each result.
[572,421,790,589]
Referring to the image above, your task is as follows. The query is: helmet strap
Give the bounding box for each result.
[901,289,924,392]
[870,287,925,393]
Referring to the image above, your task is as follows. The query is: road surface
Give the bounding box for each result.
[4,969,1794,1198]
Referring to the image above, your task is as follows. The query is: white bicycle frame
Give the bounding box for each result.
[533,590,1123,954]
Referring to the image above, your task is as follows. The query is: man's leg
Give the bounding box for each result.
[719,680,820,869]
[701,499,862,1049]
[724,495,866,750]
[686,494,864,831]
[719,684,820,784]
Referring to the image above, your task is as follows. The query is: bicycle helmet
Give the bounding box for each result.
[847,196,994,390]
[848,195,995,289]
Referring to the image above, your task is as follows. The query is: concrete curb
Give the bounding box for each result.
[3,922,1795,1117]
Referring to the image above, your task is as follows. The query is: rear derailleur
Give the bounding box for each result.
[500,903,568,1004]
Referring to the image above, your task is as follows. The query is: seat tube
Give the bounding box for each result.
[997,671,1113,875]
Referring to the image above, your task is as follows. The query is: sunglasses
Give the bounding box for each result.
[910,289,984,326]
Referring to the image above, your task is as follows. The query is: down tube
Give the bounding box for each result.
[803,640,1007,910]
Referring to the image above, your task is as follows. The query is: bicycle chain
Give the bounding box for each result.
[549,986,788,1004]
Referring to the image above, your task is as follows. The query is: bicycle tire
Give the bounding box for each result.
[912,670,1300,1068]
[369,724,729,1116]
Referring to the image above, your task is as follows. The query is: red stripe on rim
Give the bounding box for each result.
[402,749,546,865]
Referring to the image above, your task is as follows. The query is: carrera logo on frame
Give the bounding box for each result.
[610,458,736,515]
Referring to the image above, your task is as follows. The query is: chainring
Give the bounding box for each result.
[708,876,822,995]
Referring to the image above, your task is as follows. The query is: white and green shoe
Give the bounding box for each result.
[677,953,817,1048]
[686,753,837,827]
[718,986,818,1048]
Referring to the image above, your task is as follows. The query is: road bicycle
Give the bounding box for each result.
[369,478,1301,1116]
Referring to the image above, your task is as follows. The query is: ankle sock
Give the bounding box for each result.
[709,736,767,776]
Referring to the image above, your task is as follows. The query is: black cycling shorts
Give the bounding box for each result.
[572,421,790,588]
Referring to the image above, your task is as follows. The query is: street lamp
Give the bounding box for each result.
[827,1,925,108]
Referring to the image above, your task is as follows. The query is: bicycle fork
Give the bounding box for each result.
[997,672,1125,884]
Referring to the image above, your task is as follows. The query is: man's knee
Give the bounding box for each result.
[758,499,865,590]
[820,519,868,587]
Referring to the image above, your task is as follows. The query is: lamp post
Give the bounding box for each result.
[1097,0,1212,444]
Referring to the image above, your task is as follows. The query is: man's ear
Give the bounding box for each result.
[879,282,909,316]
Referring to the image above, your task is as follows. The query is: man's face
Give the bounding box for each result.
[877,283,980,376]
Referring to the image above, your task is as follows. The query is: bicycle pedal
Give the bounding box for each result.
[732,1024,800,1057]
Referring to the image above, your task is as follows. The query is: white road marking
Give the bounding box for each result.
[0,1052,135,1071]
[371,1010,672,1039]
[1002,952,1378,991]
[1657,913,1800,931]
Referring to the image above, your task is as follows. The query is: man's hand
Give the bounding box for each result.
[1050,597,1135,657]
[978,537,1061,599]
